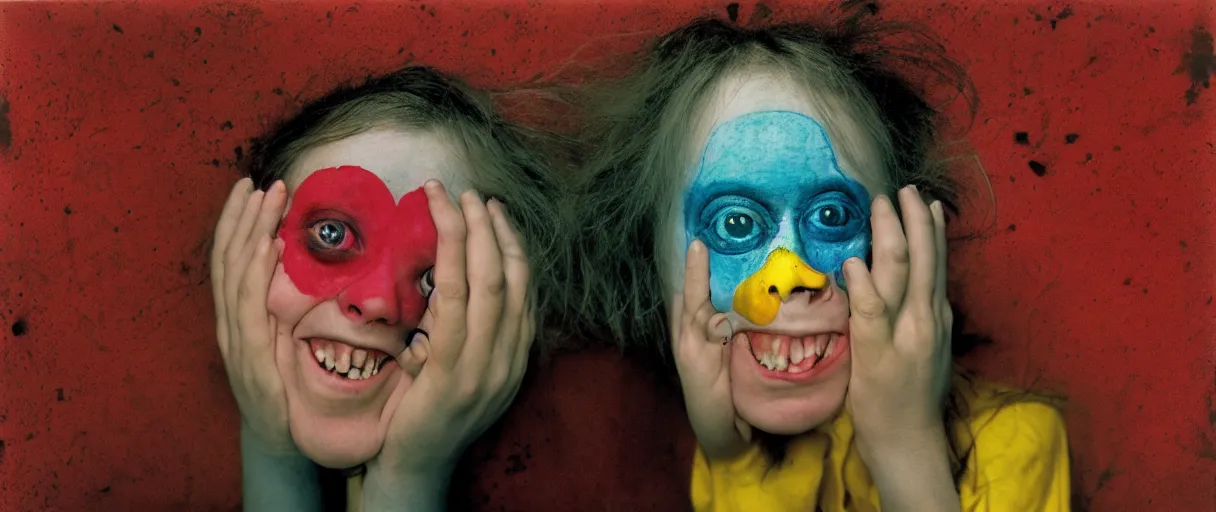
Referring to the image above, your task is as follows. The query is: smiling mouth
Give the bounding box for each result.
[740,331,843,374]
[306,338,393,381]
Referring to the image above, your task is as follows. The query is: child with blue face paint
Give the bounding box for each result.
[569,7,1070,511]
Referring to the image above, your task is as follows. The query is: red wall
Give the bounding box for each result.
[1,1,1213,510]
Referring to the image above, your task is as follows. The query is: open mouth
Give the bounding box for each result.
[739,331,848,376]
[306,338,393,381]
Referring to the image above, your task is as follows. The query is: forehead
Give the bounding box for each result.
[687,67,886,195]
[286,127,469,201]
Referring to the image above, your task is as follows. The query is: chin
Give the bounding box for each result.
[735,379,849,435]
[290,412,388,469]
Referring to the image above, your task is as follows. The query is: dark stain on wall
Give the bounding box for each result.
[1179,26,1213,105]
[0,97,11,150]
[11,319,28,337]
[1028,160,1048,177]
[726,2,740,22]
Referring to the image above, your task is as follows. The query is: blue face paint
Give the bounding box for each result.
[681,111,872,314]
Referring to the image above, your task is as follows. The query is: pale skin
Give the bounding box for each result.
[674,186,959,510]
[676,68,958,510]
[211,177,533,511]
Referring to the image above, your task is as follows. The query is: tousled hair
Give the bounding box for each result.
[562,2,1057,488]
[244,65,568,354]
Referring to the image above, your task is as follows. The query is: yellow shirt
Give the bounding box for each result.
[691,378,1070,511]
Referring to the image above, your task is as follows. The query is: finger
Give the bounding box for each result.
[212,178,254,292]
[212,179,253,352]
[487,199,533,373]
[683,239,712,320]
[868,194,909,312]
[668,293,684,347]
[236,235,276,362]
[230,184,287,334]
[842,257,893,358]
[424,180,469,367]
[930,201,948,318]
[223,190,266,352]
[461,192,506,373]
[899,186,937,312]
[708,312,732,346]
[510,292,536,378]
[249,181,287,249]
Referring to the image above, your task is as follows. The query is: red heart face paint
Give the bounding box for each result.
[278,166,437,326]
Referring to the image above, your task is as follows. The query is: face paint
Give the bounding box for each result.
[682,111,871,325]
[278,166,437,325]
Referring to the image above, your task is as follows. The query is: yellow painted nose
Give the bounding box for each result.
[731,248,828,325]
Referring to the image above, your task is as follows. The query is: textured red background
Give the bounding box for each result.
[1,1,1213,511]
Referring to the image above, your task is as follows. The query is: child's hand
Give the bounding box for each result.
[671,239,750,460]
[362,181,533,510]
[210,178,295,454]
[841,185,954,455]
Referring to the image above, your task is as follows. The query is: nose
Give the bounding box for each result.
[732,248,828,325]
[337,260,402,326]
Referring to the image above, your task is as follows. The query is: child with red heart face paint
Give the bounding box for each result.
[210,66,561,510]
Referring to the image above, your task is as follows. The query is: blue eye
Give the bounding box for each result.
[697,197,772,255]
[718,212,758,240]
[816,205,849,227]
[801,193,863,242]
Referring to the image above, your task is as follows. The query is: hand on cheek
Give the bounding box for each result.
[841,186,954,460]
[670,239,750,460]
[211,178,296,454]
[362,180,535,509]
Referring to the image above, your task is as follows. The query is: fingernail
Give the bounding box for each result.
[689,239,703,254]
[907,184,918,192]
[424,179,441,191]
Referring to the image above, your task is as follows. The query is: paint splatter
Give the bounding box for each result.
[0,97,10,150]
[10,319,26,337]
[1178,27,1214,105]
[55,388,65,401]
[726,3,740,22]
[1065,133,1079,144]
[1028,160,1048,176]
[112,24,123,34]
[1049,6,1073,30]
[747,3,772,24]
[1015,132,1030,145]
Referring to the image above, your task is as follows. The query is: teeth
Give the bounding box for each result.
[775,353,788,371]
[790,340,804,364]
[770,338,780,355]
[324,346,336,371]
[346,369,360,380]
[337,350,351,373]
[314,349,325,364]
[362,364,373,379]
[352,349,367,369]
[814,334,827,357]
[825,334,836,358]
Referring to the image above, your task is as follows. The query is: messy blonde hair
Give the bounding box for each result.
[559,3,1065,486]
[567,5,974,360]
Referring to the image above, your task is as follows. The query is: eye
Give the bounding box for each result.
[698,197,772,255]
[800,193,863,242]
[309,220,356,250]
[717,211,759,240]
[419,267,435,298]
[815,204,849,227]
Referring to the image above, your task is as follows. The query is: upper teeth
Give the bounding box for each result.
[753,333,839,373]
[314,345,385,379]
